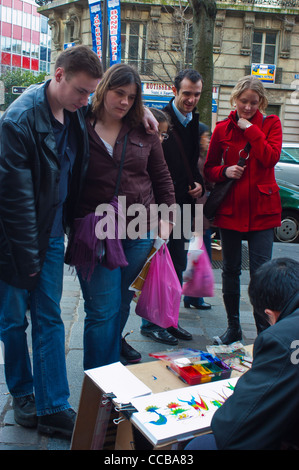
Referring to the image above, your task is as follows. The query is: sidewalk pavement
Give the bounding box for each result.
[0,242,298,450]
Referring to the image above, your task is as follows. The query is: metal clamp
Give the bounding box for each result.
[239,148,250,160]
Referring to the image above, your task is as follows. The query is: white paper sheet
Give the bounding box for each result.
[85,361,152,404]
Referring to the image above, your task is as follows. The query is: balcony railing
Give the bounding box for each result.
[121,59,154,76]
[216,0,299,7]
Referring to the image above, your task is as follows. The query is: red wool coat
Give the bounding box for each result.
[204,109,282,232]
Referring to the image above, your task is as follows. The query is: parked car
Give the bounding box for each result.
[275,179,299,243]
[275,143,299,187]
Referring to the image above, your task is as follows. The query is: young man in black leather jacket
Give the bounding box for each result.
[0,45,102,438]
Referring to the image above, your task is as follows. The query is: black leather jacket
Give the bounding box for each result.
[0,81,90,289]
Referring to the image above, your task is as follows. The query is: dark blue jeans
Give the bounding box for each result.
[78,235,154,370]
[0,237,71,416]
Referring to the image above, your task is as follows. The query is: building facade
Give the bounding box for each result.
[37,0,299,142]
[0,0,52,75]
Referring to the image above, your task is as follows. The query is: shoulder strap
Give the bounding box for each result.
[114,134,128,197]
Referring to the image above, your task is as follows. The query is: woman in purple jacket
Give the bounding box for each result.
[67,64,175,370]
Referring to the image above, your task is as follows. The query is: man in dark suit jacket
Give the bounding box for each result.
[140,69,205,344]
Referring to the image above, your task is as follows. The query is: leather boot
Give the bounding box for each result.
[213,294,242,345]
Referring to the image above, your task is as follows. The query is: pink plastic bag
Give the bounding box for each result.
[135,244,181,328]
[182,242,214,298]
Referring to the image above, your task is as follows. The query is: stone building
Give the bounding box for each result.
[37,0,299,141]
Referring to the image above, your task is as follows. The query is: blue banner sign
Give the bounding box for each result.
[88,0,103,61]
[107,0,121,65]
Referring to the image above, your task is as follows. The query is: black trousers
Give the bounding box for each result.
[167,208,193,286]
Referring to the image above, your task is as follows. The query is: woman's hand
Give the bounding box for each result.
[158,219,174,241]
[237,118,252,131]
[225,165,246,180]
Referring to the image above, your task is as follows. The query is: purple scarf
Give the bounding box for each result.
[68,196,128,280]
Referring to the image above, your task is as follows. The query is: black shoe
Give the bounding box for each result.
[37,408,76,439]
[167,325,192,341]
[198,302,211,310]
[13,394,37,428]
[141,328,178,345]
[213,327,242,345]
[184,299,211,310]
[121,336,141,363]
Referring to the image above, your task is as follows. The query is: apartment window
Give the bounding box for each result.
[65,23,75,43]
[1,36,11,52]
[24,12,31,29]
[12,9,22,26]
[121,22,147,72]
[2,6,12,23]
[40,33,48,47]
[31,43,39,59]
[12,38,22,54]
[22,41,31,57]
[40,46,47,61]
[265,104,280,117]
[252,31,277,64]
[32,15,40,32]
[39,60,48,72]
[40,16,48,34]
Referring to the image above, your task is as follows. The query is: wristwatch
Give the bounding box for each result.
[245,123,252,129]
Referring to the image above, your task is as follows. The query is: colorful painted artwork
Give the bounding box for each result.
[131,377,239,446]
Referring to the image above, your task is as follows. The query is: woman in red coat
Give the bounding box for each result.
[204,75,282,344]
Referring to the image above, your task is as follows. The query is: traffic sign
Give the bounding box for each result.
[12,86,27,94]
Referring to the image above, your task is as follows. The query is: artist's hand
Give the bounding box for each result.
[142,107,159,134]
[225,165,246,180]
[29,272,38,277]
[158,219,174,241]
[188,182,203,198]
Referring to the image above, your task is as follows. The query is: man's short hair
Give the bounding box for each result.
[248,258,299,316]
[174,69,203,92]
[55,45,103,80]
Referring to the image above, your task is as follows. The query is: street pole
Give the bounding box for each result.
[102,0,108,71]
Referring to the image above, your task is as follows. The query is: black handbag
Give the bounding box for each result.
[203,142,251,221]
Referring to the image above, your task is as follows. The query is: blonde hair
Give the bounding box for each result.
[230,75,268,112]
